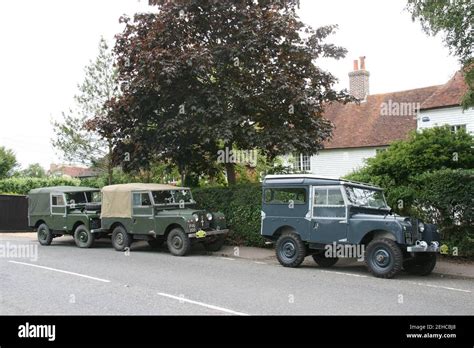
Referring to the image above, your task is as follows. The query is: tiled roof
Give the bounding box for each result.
[322,85,441,149]
[420,71,468,110]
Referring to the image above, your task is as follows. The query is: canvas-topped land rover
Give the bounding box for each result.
[261,175,440,278]
[100,183,229,256]
[28,186,102,248]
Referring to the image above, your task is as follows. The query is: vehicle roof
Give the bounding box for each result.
[101,183,188,193]
[263,174,382,190]
[29,186,99,194]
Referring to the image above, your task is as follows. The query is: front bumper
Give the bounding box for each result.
[407,240,440,253]
[188,229,229,239]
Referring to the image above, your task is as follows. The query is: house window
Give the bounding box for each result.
[450,124,466,133]
[293,154,311,172]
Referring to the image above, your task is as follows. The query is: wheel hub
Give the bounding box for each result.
[374,249,390,268]
[172,236,183,249]
[282,241,296,258]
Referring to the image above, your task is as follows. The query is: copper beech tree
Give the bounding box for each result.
[94,0,353,184]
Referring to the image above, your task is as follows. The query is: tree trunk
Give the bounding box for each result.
[225,162,237,185]
[107,141,113,185]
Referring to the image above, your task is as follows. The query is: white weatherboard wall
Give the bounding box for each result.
[309,147,385,178]
[418,106,474,134]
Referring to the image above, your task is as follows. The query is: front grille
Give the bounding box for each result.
[411,218,421,240]
[196,213,210,230]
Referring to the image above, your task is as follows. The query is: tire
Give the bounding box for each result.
[275,232,306,268]
[365,238,403,278]
[167,228,191,256]
[403,253,437,276]
[312,253,338,268]
[74,225,95,248]
[37,223,53,246]
[203,236,225,252]
[148,238,164,249]
[111,225,132,251]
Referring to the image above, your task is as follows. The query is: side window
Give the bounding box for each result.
[133,193,151,206]
[313,187,345,218]
[264,188,307,205]
[52,195,65,206]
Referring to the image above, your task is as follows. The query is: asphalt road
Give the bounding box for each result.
[1,234,473,315]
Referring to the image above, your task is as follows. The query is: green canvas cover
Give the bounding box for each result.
[28,186,98,216]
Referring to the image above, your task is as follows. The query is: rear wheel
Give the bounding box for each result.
[37,223,53,246]
[74,225,95,248]
[403,253,437,276]
[365,238,403,278]
[275,232,306,268]
[312,253,338,268]
[204,235,225,252]
[167,228,191,256]
[111,226,132,251]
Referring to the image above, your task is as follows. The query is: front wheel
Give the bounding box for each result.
[275,232,306,268]
[37,223,53,246]
[365,238,403,278]
[403,253,437,276]
[111,226,132,251]
[167,228,191,256]
[74,225,95,248]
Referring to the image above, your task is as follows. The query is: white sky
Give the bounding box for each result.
[0,0,460,169]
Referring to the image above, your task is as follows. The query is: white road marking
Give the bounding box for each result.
[220,257,235,261]
[8,261,111,283]
[320,270,368,278]
[157,292,249,316]
[413,282,471,293]
[254,261,267,265]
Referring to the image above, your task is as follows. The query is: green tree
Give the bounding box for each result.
[0,146,18,178]
[52,37,120,184]
[346,126,474,214]
[406,0,473,108]
[347,126,473,185]
[96,0,352,185]
[19,163,46,178]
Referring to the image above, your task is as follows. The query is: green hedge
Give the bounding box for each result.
[192,184,265,247]
[411,169,474,258]
[0,177,81,195]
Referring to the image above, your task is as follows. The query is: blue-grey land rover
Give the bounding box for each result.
[261,175,440,278]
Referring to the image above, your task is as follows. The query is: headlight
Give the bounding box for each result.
[418,222,425,233]
[192,213,199,222]
[206,213,213,221]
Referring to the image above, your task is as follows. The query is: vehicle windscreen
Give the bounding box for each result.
[152,189,194,205]
[344,186,388,209]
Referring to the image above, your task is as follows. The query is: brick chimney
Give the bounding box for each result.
[349,56,370,100]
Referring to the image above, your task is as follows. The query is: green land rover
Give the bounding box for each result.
[28,186,102,248]
[100,183,229,256]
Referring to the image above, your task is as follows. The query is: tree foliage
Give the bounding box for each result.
[18,163,46,178]
[346,126,474,189]
[52,37,120,183]
[95,0,353,184]
[0,146,18,179]
[406,0,473,108]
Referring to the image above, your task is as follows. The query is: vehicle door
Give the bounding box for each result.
[262,186,311,240]
[310,186,348,243]
[50,193,67,231]
[131,191,155,234]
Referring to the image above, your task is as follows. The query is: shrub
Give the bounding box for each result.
[193,184,265,247]
[0,177,80,195]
